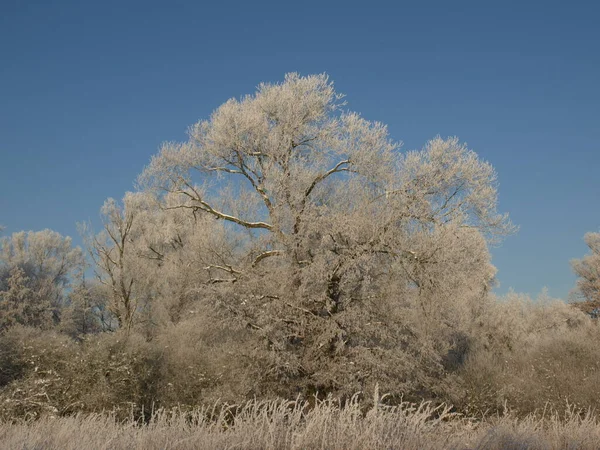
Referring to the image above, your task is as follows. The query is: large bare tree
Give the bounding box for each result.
[134,73,514,398]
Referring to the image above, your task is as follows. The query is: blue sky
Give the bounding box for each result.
[1,0,598,300]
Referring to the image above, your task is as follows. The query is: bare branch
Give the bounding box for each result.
[208,277,238,284]
[294,159,352,234]
[165,201,273,230]
[285,302,320,318]
[204,264,242,274]
[229,147,274,212]
[252,250,284,267]
[305,159,351,199]
[147,245,165,261]
[203,166,243,174]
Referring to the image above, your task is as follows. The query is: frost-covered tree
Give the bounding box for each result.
[571,232,600,304]
[83,191,241,335]
[0,267,54,330]
[82,195,142,331]
[60,274,105,338]
[135,73,514,398]
[0,230,85,329]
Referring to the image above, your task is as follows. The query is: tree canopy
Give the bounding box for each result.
[132,73,515,396]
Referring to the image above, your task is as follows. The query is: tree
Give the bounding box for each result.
[571,232,600,305]
[82,191,242,335]
[136,73,514,399]
[0,267,54,330]
[82,195,141,331]
[0,230,85,329]
[60,274,105,338]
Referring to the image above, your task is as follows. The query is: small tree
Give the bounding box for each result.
[83,191,241,335]
[0,267,54,330]
[60,274,105,338]
[82,196,141,331]
[0,230,85,329]
[571,232,600,305]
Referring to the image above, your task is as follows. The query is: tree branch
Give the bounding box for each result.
[207,277,238,284]
[305,159,351,199]
[165,202,273,230]
[147,245,165,261]
[252,250,284,267]
[293,159,352,234]
[203,166,243,174]
[204,264,242,274]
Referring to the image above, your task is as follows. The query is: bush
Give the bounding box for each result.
[446,294,598,416]
[0,327,162,420]
[152,312,268,408]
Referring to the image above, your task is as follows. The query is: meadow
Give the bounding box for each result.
[3,398,600,450]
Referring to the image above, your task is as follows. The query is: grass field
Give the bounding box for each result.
[2,398,600,450]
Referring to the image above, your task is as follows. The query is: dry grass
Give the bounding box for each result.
[1,398,600,450]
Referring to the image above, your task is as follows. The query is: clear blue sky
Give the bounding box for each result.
[1,0,598,300]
